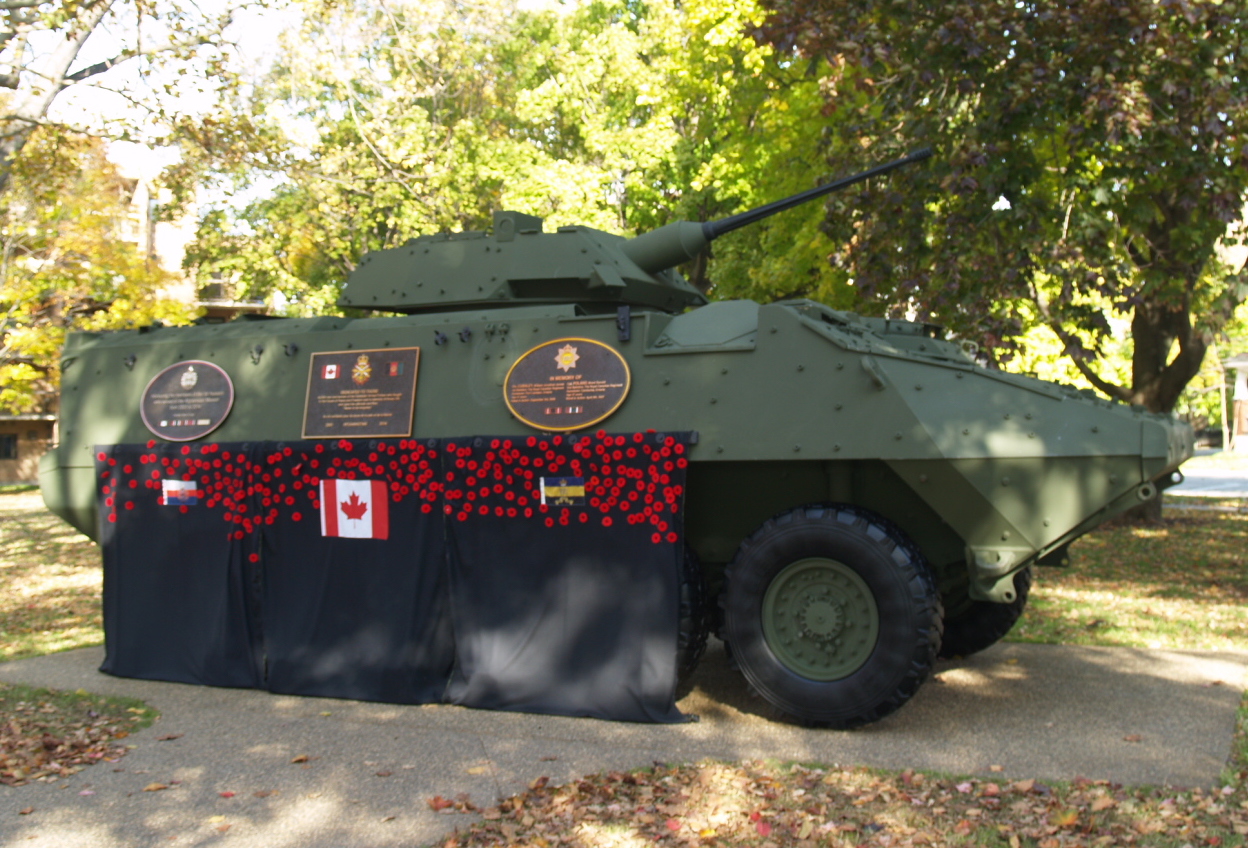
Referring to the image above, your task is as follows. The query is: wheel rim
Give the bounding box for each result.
[761,557,879,681]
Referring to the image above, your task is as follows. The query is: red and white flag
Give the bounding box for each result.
[319,479,389,539]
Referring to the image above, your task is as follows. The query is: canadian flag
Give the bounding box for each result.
[319,479,389,539]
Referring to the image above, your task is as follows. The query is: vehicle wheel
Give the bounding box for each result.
[722,504,942,727]
[676,545,710,686]
[938,568,1031,659]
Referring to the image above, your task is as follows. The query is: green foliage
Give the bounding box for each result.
[759,0,1248,412]
[0,135,194,412]
[180,0,840,308]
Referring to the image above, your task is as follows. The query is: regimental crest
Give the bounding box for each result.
[179,366,198,390]
[352,354,372,385]
[554,344,580,372]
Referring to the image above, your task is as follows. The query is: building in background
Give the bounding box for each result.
[2,146,266,483]
[1226,352,1248,452]
[0,413,56,484]
[113,143,266,322]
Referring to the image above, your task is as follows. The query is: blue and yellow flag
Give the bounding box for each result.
[540,477,585,506]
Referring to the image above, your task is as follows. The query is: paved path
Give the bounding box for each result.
[1171,467,1248,499]
[0,641,1243,848]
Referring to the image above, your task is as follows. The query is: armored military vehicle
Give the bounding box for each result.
[40,150,1192,727]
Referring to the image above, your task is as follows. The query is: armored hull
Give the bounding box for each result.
[40,153,1193,726]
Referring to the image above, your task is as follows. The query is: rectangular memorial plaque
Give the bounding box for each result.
[303,347,420,438]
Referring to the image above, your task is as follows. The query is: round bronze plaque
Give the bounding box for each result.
[140,360,235,442]
[504,338,631,432]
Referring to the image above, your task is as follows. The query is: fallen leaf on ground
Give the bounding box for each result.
[291,755,309,764]
[1051,809,1079,828]
[155,734,182,742]
[142,783,168,792]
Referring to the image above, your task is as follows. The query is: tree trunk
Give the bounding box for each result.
[1128,296,1208,414]
[1123,492,1165,525]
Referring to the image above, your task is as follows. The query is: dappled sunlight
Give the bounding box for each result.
[0,492,105,660]
[1018,586,1248,651]
[1013,509,1248,651]
[936,663,1028,688]
[1125,526,1171,541]
[442,759,1248,848]
[571,820,655,848]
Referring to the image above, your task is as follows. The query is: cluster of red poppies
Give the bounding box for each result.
[439,431,689,543]
[96,431,691,544]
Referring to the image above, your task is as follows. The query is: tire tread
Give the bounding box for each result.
[721,503,943,728]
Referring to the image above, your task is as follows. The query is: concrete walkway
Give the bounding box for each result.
[0,640,1243,848]
[1171,466,1248,499]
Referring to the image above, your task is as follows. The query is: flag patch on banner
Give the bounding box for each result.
[161,479,200,506]
[319,479,389,539]
[540,477,585,506]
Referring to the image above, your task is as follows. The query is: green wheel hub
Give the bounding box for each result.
[761,557,879,681]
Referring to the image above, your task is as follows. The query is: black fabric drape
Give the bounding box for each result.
[256,442,454,703]
[94,432,693,723]
[442,432,692,723]
[96,445,262,688]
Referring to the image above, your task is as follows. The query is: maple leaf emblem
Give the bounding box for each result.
[340,492,369,520]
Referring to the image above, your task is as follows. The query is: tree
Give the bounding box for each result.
[0,0,242,192]
[180,0,839,309]
[0,136,193,413]
[759,0,1248,414]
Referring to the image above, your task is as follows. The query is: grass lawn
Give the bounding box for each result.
[1,460,1247,843]
[1015,510,1248,651]
[0,490,104,662]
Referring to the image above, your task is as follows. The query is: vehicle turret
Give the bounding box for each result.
[339,149,933,314]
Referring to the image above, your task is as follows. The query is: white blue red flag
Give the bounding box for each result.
[319,479,389,539]
[161,479,200,506]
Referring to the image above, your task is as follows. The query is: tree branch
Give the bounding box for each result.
[1029,276,1131,402]
[62,51,133,83]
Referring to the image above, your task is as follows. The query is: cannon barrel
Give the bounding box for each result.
[621,147,933,274]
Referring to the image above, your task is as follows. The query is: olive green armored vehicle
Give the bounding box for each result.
[41,151,1193,727]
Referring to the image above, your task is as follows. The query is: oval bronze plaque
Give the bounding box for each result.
[504,338,631,432]
[140,360,235,442]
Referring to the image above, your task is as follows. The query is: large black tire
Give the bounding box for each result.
[721,504,942,728]
[676,545,710,685]
[938,568,1031,659]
